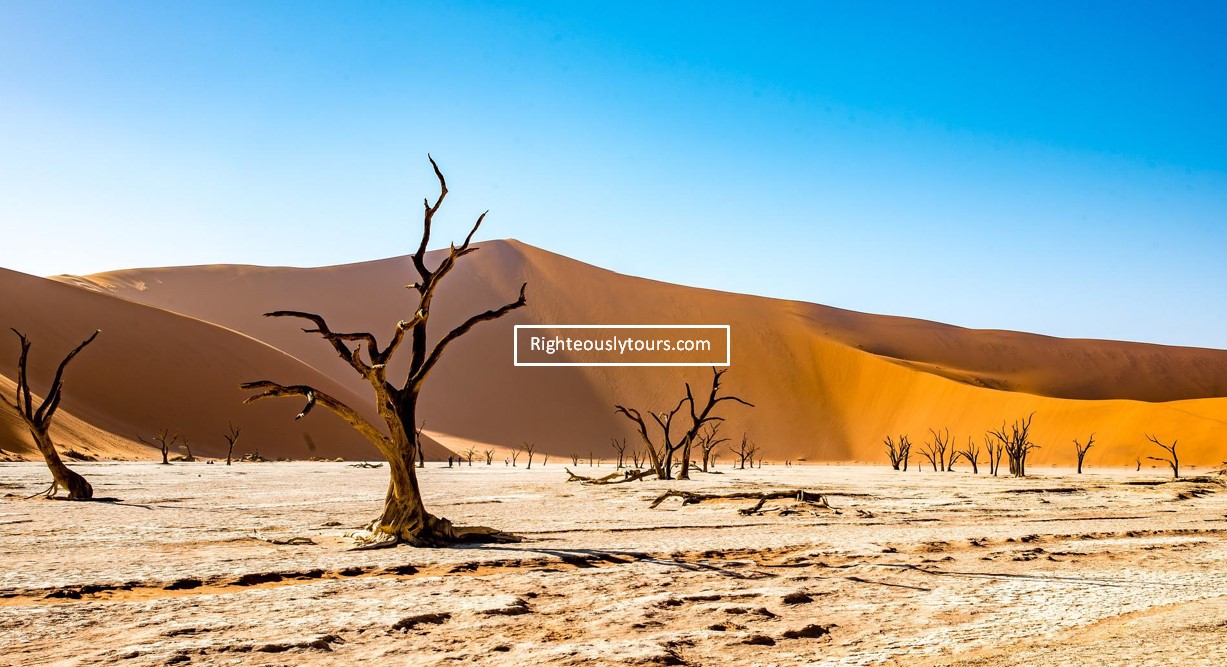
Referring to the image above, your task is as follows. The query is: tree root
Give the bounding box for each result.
[348,513,524,550]
[565,467,655,484]
[649,489,836,514]
[23,482,56,500]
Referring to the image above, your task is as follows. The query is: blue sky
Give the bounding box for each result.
[2,1,1225,348]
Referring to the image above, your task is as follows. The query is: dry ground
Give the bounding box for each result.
[1,462,1225,666]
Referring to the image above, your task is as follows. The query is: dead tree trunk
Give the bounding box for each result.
[416,422,426,468]
[697,422,728,473]
[1073,433,1094,474]
[1145,434,1179,478]
[884,435,911,471]
[731,433,757,469]
[2,329,99,500]
[958,436,980,474]
[224,423,241,465]
[241,156,526,547]
[484,449,495,465]
[990,414,1037,478]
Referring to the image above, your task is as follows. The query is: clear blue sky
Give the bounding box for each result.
[2,1,1225,348]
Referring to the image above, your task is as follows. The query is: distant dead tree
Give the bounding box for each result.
[483,449,495,465]
[917,440,939,471]
[415,422,426,468]
[1073,433,1095,474]
[957,436,981,474]
[588,451,594,467]
[179,437,196,462]
[989,413,1038,477]
[462,447,476,467]
[611,437,628,468]
[927,428,953,471]
[696,422,729,473]
[569,452,580,466]
[731,433,758,470]
[616,367,753,480]
[1,329,100,499]
[240,156,526,546]
[630,447,643,469]
[510,449,521,467]
[139,428,182,466]
[986,433,1004,476]
[1135,457,1141,472]
[223,423,241,466]
[884,435,911,471]
[541,454,548,467]
[1145,434,1179,478]
[520,441,537,469]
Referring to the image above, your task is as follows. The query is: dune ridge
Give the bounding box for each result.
[42,239,1227,468]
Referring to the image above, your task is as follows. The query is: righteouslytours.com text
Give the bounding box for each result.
[529,335,713,355]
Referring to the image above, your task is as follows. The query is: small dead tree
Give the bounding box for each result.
[180,437,196,462]
[917,441,939,471]
[884,435,911,471]
[416,422,426,468]
[989,414,1038,478]
[611,437,628,468]
[462,447,476,467]
[630,447,643,469]
[569,452,580,466]
[1145,434,1179,478]
[696,422,729,473]
[139,428,182,466]
[731,433,758,470]
[1,329,100,499]
[510,449,521,467]
[520,441,537,469]
[986,433,1004,476]
[484,449,495,465]
[957,436,981,474]
[927,427,953,471]
[616,367,753,480]
[240,156,526,546]
[223,422,241,465]
[1073,433,1094,474]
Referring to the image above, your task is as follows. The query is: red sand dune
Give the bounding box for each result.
[0,268,454,461]
[45,239,1227,468]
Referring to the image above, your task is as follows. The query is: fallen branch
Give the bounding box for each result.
[565,467,655,484]
[649,489,835,514]
[349,461,383,469]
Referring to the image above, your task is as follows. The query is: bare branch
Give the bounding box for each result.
[411,283,527,389]
[241,381,391,456]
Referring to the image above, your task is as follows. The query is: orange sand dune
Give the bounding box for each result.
[58,239,1227,468]
[1,374,151,461]
[0,268,456,461]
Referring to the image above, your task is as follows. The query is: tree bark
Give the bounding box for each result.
[32,430,93,499]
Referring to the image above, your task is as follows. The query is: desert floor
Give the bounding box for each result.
[2,462,1225,666]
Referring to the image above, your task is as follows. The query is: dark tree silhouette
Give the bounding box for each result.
[1145,434,1179,478]
[1,329,99,499]
[223,423,241,466]
[1073,433,1094,474]
[241,157,526,546]
[884,434,910,471]
[139,428,182,466]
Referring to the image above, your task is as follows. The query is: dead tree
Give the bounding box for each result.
[223,423,241,465]
[462,447,476,467]
[180,437,196,462]
[1073,433,1094,474]
[1145,434,1179,478]
[731,433,758,470]
[139,428,182,466]
[616,367,753,480]
[241,156,527,546]
[927,427,953,471]
[884,435,911,471]
[696,422,729,473]
[611,437,628,469]
[630,447,643,469]
[415,422,426,468]
[520,441,537,469]
[483,449,495,465]
[989,414,1038,477]
[986,433,1004,476]
[957,436,981,474]
[511,449,521,467]
[570,452,580,466]
[917,441,939,471]
[1,329,99,499]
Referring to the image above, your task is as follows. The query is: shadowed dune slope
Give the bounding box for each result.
[0,268,456,461]
[58,240,1227,467]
